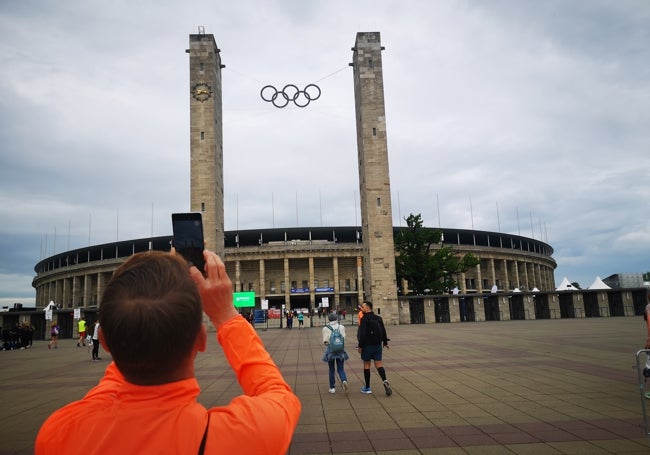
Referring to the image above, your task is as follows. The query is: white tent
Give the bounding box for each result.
[587,276,611,290]
[556,277,577,291]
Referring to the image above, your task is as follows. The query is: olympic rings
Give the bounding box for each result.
[260,83,321,108]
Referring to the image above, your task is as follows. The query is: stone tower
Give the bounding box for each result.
[187,31,225,258]
[351,32,398,324]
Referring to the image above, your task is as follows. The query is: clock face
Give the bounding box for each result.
[191,82,213,102]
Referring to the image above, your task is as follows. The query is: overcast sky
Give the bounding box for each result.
[1,0,648,306]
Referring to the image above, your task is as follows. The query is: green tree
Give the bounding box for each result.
[395,213,480,295]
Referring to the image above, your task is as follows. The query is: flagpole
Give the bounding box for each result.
[353,190,357,226]
[149,203,154,251]
[496,201,501,232]
[516,206,521,235]
[469,196,474,230]
[271,192,275,228]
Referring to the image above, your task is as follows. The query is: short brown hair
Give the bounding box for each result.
[100,251,202,384]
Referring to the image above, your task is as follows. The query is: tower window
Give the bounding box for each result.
[377,197,381,207]
[200,131,205,140]
[199,63,204,72]
[368,59,373,68]
[201,202,205,212]
[372,127,377,136]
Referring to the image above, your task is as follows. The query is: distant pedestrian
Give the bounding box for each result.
[297,312,304,329]
[357,301,391,396]
[91,320,101,361]
[322,313,349,394]
[77,317,87,347]
[48,322,59,349]
[286,311,293,329]
[22,322,35,348]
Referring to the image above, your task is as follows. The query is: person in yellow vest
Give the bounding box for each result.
[76,318,87,347]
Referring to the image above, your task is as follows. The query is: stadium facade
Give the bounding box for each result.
[23,31,648,339]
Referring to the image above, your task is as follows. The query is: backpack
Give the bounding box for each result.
[365,316,382,345]
[326,324,345,354]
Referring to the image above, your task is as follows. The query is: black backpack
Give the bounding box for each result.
[365,316,382,344]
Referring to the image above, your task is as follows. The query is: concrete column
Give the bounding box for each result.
[489,258,496,289]
[356,256,364,303]
[448,297,460,322]
[188,33,225,257]
[284,258,291,309]
[513,261,520,289]
[352,32,398,324]
[308,257,315,309]
[235,260,241,292]
[332,257,339,308]
[259,259,265,299]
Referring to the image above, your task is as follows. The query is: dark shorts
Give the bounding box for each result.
[360,344,382,361]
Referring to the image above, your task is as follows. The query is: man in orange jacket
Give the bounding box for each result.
[36,250,301,454]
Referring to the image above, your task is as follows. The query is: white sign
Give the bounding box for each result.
[321,297,329,308]
[45,310,52,320]
[74,308,81,319]
[261,299,269,310]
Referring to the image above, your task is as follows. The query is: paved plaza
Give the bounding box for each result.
[1,316,649,454]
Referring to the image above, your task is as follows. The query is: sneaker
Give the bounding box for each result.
[383,380,392,396]
[328,388,336,394]
[342,380,349,392]
[360,386,372,394]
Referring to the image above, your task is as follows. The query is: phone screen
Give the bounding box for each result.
[171,213,205,273]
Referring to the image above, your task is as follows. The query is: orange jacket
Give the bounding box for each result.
[36,316,301,454]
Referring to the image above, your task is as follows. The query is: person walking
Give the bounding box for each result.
[47,321,59,349]
[322,312,349,394]
[77,317,87,347]
[36,250,301,454]
[91,320,101,361]
[357,301,392,396]
[297,312,304,329]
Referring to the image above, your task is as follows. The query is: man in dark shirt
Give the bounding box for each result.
[357,301,391,396]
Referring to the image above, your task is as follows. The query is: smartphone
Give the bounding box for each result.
[171,212,206,273]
